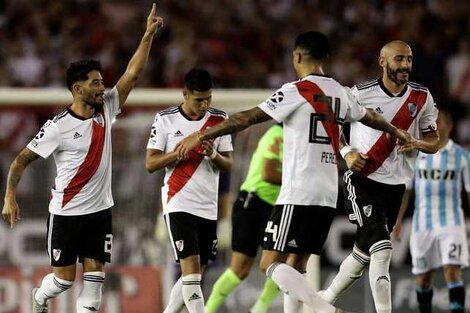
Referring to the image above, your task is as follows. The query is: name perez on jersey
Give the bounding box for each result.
[321,151,337,164]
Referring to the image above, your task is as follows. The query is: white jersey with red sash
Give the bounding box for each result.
[258,74,366,208]
[147,106,233,220]
[350,78,438,185]
[27,87,121,216]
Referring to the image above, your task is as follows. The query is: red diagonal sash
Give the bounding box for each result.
[167,115,225,203]
[360,89,428,176]
[295,80,341,158]
[62,110,106,208]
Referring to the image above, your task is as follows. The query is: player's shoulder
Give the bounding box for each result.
[207,107,228,118]
[354,79,379,91]
[407,81,429,93]
[154,106,180,122]
[51,109,70,125]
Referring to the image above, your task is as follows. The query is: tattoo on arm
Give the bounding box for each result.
[202,107,271,140]
[6,148,39,192]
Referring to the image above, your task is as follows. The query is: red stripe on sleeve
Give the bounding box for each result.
[167,115,226,203]
[360,89,428,176]
[62,114,106,208]
[295,80,341,158]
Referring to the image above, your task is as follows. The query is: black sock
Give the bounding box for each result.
[448,281,465,313]
[416,286,433,313]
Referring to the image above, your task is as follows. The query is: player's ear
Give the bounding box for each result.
[183,88,188,99]
[72,83,81,95]
[378,56,386,68]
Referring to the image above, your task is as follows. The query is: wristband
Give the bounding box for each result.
[209,149,217,160]
[340,146,353,158]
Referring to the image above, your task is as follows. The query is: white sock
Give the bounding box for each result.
[369,241,392,313]
[182,274,205,313]
[163,277,184,313]
[35,273,73,305]
[76,271,105,313]
[267,262,336,313]
[322,247,369,303]
[283,273,306,313]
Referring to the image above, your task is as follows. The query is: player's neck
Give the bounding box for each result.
[438,137,449,150]
[297,66,324,79]
[381,76,406,94]
[70,101,95,119]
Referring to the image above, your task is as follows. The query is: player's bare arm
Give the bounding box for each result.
[2,148,40,228]
[391,189,411,241]
[397,130,440,154]
[115,3,164,107]
[262,158,282,185]
[339,129,368,172]
[175,107,271,158]
[360,108,411,142]
[200,141,233,172]
[145,149,180,173]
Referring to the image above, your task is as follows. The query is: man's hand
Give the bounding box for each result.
[146,3,164,36]
[397,136,421,153]
[391,128,411,144]
[391,222,402,242]
[175,132,202,159]
[344,149,368,172]
[2,197,20,229]
[200,140,215,158]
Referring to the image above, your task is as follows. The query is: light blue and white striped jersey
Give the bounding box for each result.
[412,140,470,232]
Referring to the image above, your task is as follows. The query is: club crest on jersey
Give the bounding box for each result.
[408,103,418,118]
[53,249,61,261]
[363,205,372,217]
[270,91,284,104]
[93,113,104,127]
[175,240,184,252]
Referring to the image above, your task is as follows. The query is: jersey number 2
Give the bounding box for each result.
[309,95,344,144]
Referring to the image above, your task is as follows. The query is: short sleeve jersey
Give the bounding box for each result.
[240,124,283,206]
[412,140,470,231]
[258,74,366,207]
[147,106,233,220]
[349,78,438,184]
[27,87,121,216]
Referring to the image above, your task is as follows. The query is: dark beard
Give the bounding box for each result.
[386,64,409,86]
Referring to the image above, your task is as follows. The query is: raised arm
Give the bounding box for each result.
[2,148,40,228]
[175,107,272,158]
[397,131,440,154]
[116,3,164,107]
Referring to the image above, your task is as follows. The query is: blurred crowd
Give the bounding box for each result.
[2,0,470,137]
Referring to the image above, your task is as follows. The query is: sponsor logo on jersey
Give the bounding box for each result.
[375,107,383,114]
[287,239,298,248]
[83,306,98,311]
[408,103,418,118]
[43,120,52,128]
[174,130,184,137]
[35,128,45,140]
[188,293,201,301]
[363,205,372,217]
[93,113,104,127]
[270,91,284,103]
[31,140,39,147]
[175,240,184,252]
[53,249,61,261]
[150,126,157,138]
[73,132,82,139]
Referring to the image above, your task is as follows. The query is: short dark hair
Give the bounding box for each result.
[184,68,213,92]
[66,60,103,91]
[294,31,329,61]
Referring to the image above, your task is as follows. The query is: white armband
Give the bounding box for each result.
[340,146,353,158]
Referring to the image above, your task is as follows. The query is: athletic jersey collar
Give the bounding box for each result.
[441,139,454,152]
[178,104,206,121]
[378,78,408,98]
[306,73,332,79]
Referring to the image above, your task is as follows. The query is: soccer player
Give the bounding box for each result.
[175,31,410,313]
[393,110,468,313]
[319,41,440,313]
[1,4,163,313]
[145,68,233,313]
[205,123,283,313]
